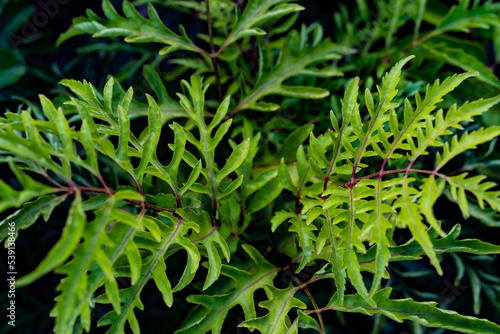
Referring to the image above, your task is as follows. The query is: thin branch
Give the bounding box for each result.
[32,161,63,188]
[289,271,325,334]
[402,31,434,54]
[205,0,223,101]
[57,186,176,213]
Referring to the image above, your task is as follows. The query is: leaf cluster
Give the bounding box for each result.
[1,0,500,333]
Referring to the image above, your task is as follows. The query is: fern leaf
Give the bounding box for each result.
[359,224,500,268]
[57,0,203,55]
[324,77,359,182]
[436,127,500,170]
[420,42,500,88]
[177,245,277,334]
[17,192,86,286]
[176,208,230,290]
[399,199,443,275]
[239,284,306,334]
[177,76,249,209]
[345,59,415,299]
[0,194,66,245]
[368,71,477,295]
[96,215,200,333]
[445,173,500,217]
[380,71,477,161]
[432,1,500,36]
[51,200,116,334]
[231,27,344,114]
[410,95,500,162]
[326,288,500,333]
[224,0,303,47]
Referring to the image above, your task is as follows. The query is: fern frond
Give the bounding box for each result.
[231,25,344,114]
[432,1,500,36]
[177,245,278,334]
[239,284,306,334]
[436,127,500,171]
[408,95,500,162]
[325,288,500,333]
[96,215,200,333]
[0,194,66,244]
[177,75,249,212]
[222,0,304,48]
[359,224,500,268]
[17,192,86,286]
[445,173,500,218]
[57,0,204,56]
[420,42,500,88]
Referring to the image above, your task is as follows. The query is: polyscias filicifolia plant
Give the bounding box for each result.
[1,0,500,333]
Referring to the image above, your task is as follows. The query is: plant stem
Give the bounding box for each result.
[288,270,325,334]
[205,0,222,101]
[134,178,146,219]
[341,168,437,188]
[57,185,176,213]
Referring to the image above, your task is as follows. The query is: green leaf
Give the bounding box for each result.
[151,259,173,307]
[216,138,250,185]
[324,77,359,180]
[18,192,86,286]
[445,173,500,217]
[289,217,317,272]
[420,42,500,88]
[231,29,344,114]
[327,288,500,333]
[224,0,304,48]
[420,176,446,237]
[176,209,230,290]
[135,132,156,180]
[0,49,26,90]
[239,284,306,334]
[97,216,200,333]
[436,127,500,170]
[359,224,500,266]
[51,201,116,334]
[0,195,67,245]
[248,178,283,213]
[410,95,500,162]
[271,210,296,231]
[117,105,130,162]
[431,1,500,36]
[80,120,100,173]
[177,245,277,334]
[400,201,443,275]
[209,96,231,130]
[277,123,314,162]
[57,0,203,55]
[467,268,482,315]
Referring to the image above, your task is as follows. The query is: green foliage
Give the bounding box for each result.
[2,0,500,333]
[327,288,500,333]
